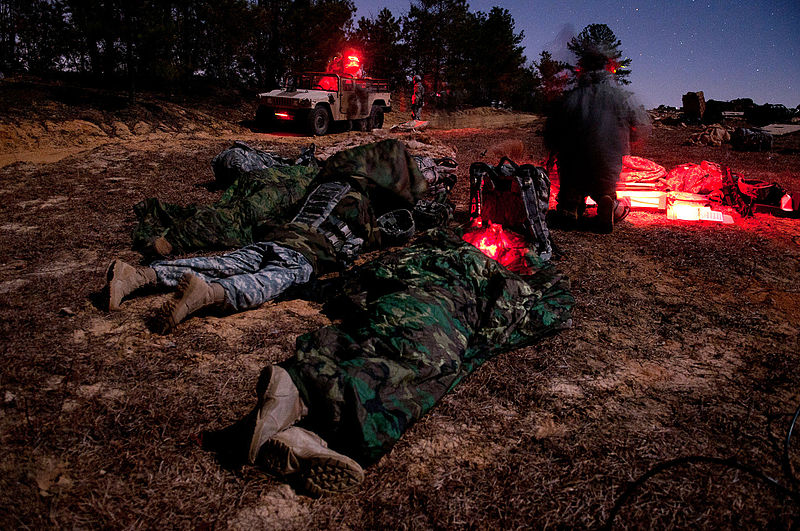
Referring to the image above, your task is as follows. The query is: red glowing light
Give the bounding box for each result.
[462,222,533,274]
[606,58,620,74]
[342,50,362,76]
[666,199,733,224]
[274,112,292,120]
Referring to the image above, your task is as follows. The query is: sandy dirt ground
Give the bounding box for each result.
[1,84,799,528]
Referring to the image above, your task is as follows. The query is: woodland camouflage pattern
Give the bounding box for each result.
[132,140,427,272]
[132,164,316,255]
[282,229,574,465]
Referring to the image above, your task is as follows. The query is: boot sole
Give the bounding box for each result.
[259,437,364,497]
[152,274,192,334]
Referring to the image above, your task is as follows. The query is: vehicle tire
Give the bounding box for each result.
[369,106,384,130]
[255,105,273,129]
[308,106,331,136]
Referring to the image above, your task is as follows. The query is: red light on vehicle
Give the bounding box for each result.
[343,54,361,75]
[274,112,292,120]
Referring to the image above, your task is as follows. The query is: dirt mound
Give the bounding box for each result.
[428,107,541,129]
[0,76,249,166]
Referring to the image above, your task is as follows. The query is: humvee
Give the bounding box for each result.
[256,72,392,136]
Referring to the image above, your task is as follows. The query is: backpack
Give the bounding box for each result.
[469,158,553,261]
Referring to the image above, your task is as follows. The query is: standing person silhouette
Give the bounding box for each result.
[544,46,650,233]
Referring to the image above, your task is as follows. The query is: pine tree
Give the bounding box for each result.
[567,23,631,85]
[534,50,570,103]
[351,8,407,87]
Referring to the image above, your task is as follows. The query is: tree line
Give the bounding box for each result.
[0,0,630,110]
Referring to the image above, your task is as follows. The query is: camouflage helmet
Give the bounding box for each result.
[377,209,415,244]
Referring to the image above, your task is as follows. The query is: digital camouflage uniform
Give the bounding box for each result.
[150,242,313,311]
[143,140,427,311]
[282,229,574,465]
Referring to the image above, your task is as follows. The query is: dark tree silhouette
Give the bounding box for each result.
[567,23,631,85]
[351,8,407,88]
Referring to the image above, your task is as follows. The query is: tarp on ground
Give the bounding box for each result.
[620,155,667,184]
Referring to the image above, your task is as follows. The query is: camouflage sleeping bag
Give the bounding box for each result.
[132,164,317,256]
[282,229,574,465]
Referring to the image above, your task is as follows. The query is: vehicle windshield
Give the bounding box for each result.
[295,73,339,91]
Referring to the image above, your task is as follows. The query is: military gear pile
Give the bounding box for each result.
[469,158,553,261]
[731,127,773,152]
[290,181,365,263]
[376,209,415,245]
[413,199,452,230]
[412,155,458,202]
[282,229,573,465]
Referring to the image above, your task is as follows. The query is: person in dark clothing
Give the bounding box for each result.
[411,75,425,121]
[544,49,650,233]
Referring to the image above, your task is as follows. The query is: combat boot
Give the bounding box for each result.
[258,426,364,496]
[596,195,630,234]
[151,236,173,257]
[248,365,308,464]
[106,259,157,311]
[153,273,226,333]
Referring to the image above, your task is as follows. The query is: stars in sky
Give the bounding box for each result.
[352,0,800,108]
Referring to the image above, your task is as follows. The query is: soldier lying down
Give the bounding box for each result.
[201,229,574,495]
[104,139,428,333]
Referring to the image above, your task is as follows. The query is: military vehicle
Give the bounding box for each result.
[256,72,392,136]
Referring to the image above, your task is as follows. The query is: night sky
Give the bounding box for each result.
[352,0,800,109]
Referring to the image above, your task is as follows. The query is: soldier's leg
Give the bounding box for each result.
[149,241,277,287]
[553,158,587,229]
[152,243,313,332]
[590,157,628,233]
[105,260,157,310]
[211,244,313,311]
